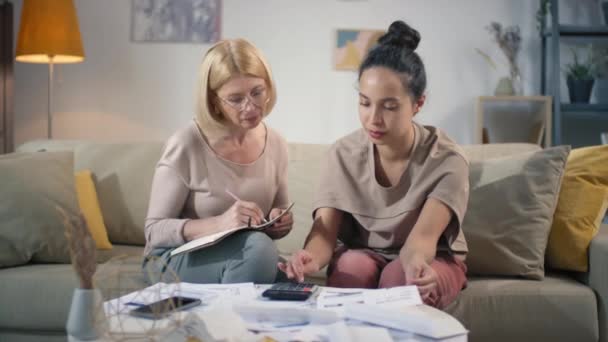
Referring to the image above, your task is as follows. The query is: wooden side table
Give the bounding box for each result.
[476,96,552,147]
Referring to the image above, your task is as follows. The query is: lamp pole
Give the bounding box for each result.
[47,55,54,139]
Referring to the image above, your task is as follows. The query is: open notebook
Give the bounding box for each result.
[170,202,295,257]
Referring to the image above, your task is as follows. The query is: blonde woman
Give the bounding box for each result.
[143,39,293,284]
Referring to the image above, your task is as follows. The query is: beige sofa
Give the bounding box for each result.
[1,139,606,342]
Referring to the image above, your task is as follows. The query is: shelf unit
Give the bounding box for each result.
[540,0,608,147]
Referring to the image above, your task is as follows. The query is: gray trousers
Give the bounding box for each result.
[143,230,279,284]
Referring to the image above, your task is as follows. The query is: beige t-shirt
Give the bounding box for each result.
[313,122,469,260]
[144,120,289,256]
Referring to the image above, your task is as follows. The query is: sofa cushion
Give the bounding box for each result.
[446,275,598,342]
[0,152,80,268]
[18,140,164,246]
[0,248,145,332]
[275,143,329,256]
[95,244,145,264]
[75,170,113,250]
[0,264,78,331]
[462,146,569,280]
[461,143,541,161]
[547,144,608,272]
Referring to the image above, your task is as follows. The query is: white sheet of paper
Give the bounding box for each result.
[316,285,421,311]
[179,282,257,302]
[364,285,423,305]
[316,287,366,310]
[349,325,394,342]
[234,304,341,332]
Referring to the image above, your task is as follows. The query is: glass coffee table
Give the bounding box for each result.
[69,282,467,342]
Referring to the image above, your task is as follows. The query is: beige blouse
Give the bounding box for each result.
[144,120,289,256]
[313,121,469,260]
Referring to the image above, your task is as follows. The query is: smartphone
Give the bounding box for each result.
[129,296,201,319]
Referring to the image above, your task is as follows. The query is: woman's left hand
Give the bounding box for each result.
[404,255,438,303]
[265,208,293,239]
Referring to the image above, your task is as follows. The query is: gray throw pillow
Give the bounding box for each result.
[0,151,79,267]
[462,146,570,280]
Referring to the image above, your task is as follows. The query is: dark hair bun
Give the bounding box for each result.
[378,20,420,51]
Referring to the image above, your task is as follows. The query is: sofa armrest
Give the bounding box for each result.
[584,224,608,342]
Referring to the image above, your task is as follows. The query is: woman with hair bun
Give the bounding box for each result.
[280,21,469,309]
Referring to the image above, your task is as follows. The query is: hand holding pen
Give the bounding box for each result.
[220,189,266,228]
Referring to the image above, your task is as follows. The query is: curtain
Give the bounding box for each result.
[0,1,14,153]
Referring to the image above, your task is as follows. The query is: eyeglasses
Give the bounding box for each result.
[217,87,270,112]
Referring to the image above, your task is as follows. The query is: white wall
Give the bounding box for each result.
[11,0,602,146]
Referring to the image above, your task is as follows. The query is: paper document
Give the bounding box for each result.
[317,288,366,309]
[103,282,257,315]
[317,285,422,310]
[345,303,468,340]
[234,305,340,332]
[171,202,295,257]
[365,285,423,305]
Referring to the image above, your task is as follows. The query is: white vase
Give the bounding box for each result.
[592,78,608,104]
[494,77,515,96]
[66,288,107,340]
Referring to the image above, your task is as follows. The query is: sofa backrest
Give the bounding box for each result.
[17,140,163,246]
[17,140,540,251]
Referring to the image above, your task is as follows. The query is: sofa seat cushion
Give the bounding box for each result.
[96,244,145,264]
[0,264,78,331]
[0,247,146,332]
[446,274,598,342]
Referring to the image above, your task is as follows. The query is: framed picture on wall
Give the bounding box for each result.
[334,29,384,70]
[131,0,221,44]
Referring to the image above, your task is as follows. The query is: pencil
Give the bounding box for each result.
[225,189,240,202]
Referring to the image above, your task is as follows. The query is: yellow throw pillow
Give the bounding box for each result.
[546,145,608,272]
[74,170,113,249]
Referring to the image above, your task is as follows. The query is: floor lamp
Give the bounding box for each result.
[15,0,84,139]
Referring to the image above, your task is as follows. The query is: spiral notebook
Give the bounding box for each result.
[170,202,295,257]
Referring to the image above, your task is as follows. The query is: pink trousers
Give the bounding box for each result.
[326,247,467,309]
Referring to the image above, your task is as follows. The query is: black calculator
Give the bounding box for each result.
[262,282,317,301]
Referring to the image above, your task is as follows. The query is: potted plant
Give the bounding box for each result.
[601,0,608,25]
[536,0,551,33]
[486,22,523,95]
[591,45,608,104]
[564,48,595,103]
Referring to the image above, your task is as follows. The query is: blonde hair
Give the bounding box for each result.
[195,38,277,133]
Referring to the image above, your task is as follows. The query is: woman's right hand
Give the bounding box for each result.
[278,249,320,282]
[219,200,266,228]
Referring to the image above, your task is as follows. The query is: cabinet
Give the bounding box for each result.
[476,96,552,146]
[541,0,608,147]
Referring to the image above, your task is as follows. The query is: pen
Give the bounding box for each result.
[125,302,144,307]
[225,189,268,223]
[273,320,310,328]
[323,291,363,298]
[225,189,241,202]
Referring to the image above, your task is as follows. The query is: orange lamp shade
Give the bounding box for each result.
[16,0,84,64]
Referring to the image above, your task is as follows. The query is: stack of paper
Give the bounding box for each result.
[345,303,468,341]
